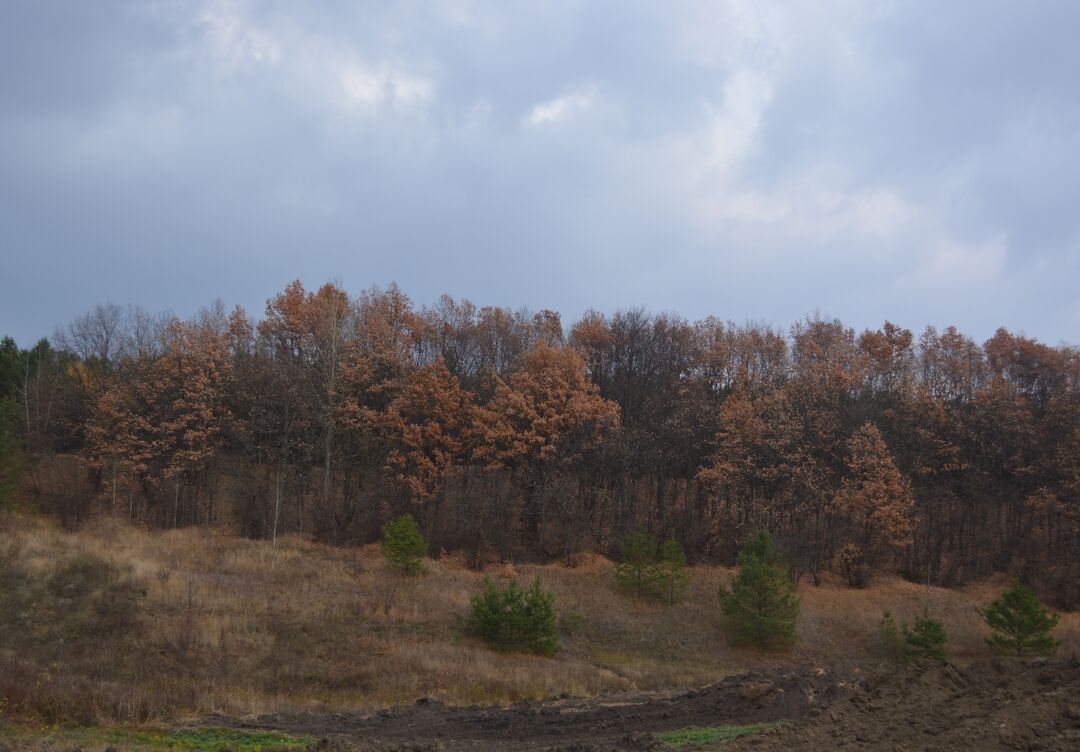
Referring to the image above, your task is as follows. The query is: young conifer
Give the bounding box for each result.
[981,579,1060,657]
[466,575,558,655]
[718,531,800,650]
[902,609,947,661]
[381,513,428,575]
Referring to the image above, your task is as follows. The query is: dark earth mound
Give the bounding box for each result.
[728,657,1080,752]
[214,665,848,750]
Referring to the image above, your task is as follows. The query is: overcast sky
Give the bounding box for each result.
[2,0,1078,347]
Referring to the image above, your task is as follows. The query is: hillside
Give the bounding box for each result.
[2,513,1077,729]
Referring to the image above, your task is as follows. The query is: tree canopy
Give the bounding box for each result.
[1,285,1078,607]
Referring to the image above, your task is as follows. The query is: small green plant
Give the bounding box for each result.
[657,723,775,746]
[718,531,800,650]
[614,525,660,597]
[466,575,558,656]
[381,513,428,575]
[878,608,903,661]
[121,726,311,751]
[902,608,947,661]
[980,579,1060,656]
[6,724,313,752]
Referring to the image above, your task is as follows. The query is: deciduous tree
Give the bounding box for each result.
[833,423,914,585]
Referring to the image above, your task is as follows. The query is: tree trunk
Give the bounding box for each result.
[272,465,283,550]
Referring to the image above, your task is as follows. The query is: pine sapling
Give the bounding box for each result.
[902,609,947,662]
[466,575,558,655]
[381,513,428,575]
[719,531,800,650]
[980,579,1060,657]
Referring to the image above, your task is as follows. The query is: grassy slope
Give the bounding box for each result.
[1,512,1078,729]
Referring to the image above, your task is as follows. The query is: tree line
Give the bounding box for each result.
[1,281,1077,606]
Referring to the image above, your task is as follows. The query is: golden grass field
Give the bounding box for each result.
[1,512,1077,726]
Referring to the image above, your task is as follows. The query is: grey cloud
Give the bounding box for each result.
[2,0,1078,346]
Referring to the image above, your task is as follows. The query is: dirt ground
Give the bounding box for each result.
[212,665,843,750]
[729,658,1080,752]
[208,658,1080,751]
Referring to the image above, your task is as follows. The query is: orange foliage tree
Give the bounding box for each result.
[382,357,477,506]
[832,423,914,585]
[476,343,619,554]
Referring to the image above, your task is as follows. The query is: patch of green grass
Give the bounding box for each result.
[4,724,313,751]
[657,723,775,747]
[115,726,313,750]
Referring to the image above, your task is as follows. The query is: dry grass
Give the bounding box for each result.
[1,512,1077,725]
[794,571,1080,664]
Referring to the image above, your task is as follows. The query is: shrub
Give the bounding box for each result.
[718,531,799,650]
[902,609,947,661]
[381,513,427,575]
[981,579,1060,657]
[466,575,558,656]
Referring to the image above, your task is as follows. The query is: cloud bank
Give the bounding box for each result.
[2,0,1078,344]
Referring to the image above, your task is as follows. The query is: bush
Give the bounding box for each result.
[902,609,947,661]
[718,531,799,650]
[466,576,558,656]
[981,579,1060,657]
[381,513,427,575]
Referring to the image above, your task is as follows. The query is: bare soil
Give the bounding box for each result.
[729,657,1080,752]
[210,659,1080,751]
[212,665,842,750]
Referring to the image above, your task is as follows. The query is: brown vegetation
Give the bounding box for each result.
[1,515,1076,726]
[3,285,1079,610]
